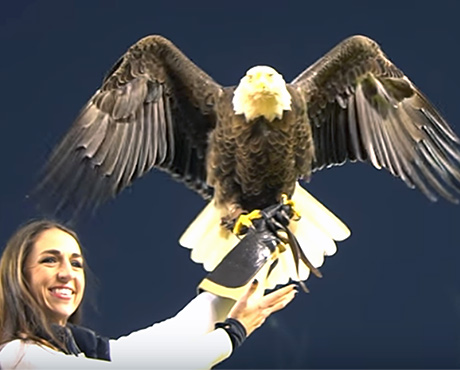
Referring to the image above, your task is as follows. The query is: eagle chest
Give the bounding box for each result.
[236,118,295,177]
[208,114,299,207]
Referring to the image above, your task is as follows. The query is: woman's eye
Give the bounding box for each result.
[71,260,83,268]
[40,257,57,264]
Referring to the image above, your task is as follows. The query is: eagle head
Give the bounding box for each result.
[232,65,292,122]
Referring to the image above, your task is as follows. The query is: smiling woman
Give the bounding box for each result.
[0,221,85,350]
[24,227,85,327]
[0,220,297,369]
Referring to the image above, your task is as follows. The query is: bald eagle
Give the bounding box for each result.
[38,35,460,296]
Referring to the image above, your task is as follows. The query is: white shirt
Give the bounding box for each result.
[0,292,234,369]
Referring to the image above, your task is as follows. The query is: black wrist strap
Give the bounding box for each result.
[215,318,247,351]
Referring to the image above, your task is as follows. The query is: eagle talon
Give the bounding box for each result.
[221,216,235,231]
[280,193,301,221]
[232,209,263,235]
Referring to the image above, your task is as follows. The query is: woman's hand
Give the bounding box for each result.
[227,281,297,336]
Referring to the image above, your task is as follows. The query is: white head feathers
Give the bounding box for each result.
[232,65,292,122]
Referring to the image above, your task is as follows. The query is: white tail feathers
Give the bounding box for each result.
[179,183,351,291]
[179,200,239,271]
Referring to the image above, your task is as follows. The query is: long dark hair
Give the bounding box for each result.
[0,219,85,349]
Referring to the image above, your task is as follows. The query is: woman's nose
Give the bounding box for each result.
[57,261,74,281]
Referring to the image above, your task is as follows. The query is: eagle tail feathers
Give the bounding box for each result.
[179,183,351,293]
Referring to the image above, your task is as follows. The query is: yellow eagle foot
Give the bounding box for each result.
[280,194,301,220]
[232,209,263,235]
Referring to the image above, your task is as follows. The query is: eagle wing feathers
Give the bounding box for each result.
[292,35,460,203]
[38,35,222,214]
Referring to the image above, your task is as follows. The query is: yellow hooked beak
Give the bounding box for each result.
[256,81,267,90]
[251,72,272,91]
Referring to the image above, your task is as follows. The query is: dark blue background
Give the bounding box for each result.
[1,1,459,368]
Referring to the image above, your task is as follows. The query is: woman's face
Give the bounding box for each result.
[24,228,85,325]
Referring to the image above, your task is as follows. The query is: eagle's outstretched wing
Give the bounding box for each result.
[293,35,460,203]
[38,35,222,214]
